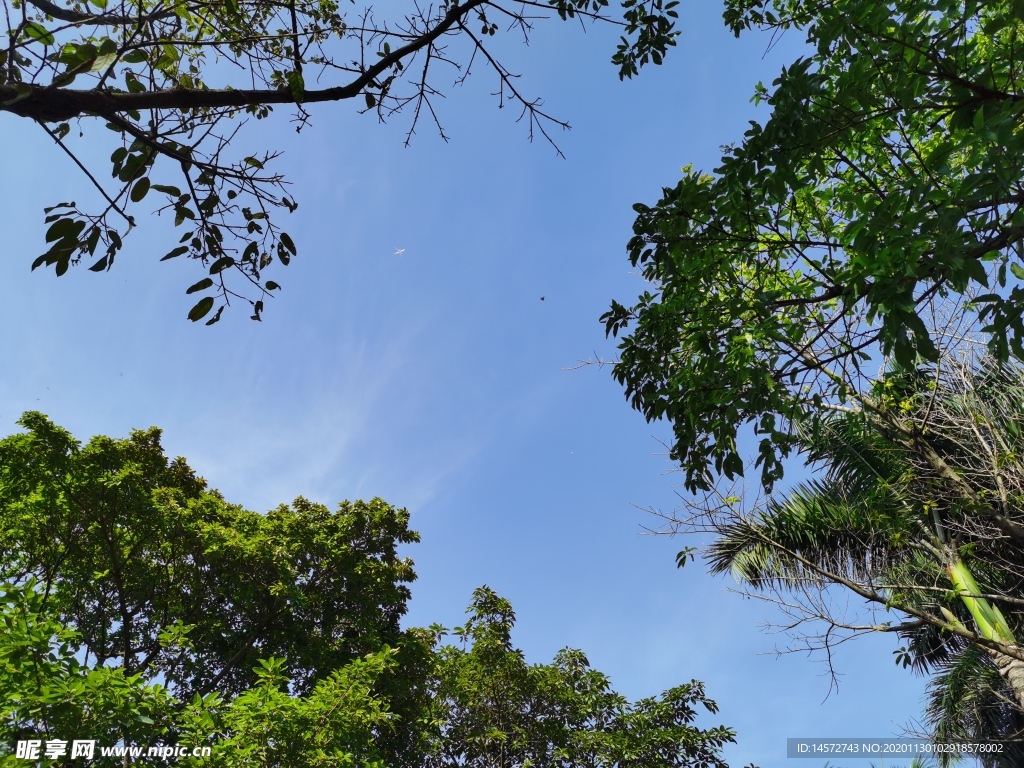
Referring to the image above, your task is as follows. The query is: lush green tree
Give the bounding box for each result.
[668,359,1024,765]
[1,580,177,767]
[604,0,1024,493]
[2,0,679,322]
[426,586,753,768]
[0,579,400,767]
[0,411,430,764]
[0,414,752,767]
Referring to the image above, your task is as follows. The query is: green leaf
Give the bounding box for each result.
[85,226,101,255]
[90,52,118,72]
[161,246,189,261]
[130,177,150,202]
[287,70,304,102]
[57,42,96,67]
[174,206,196,226]
[209,256,234,274]
[265,281,281,290]
[279,232,296,255]
[186,277,214,294]
[675,547,697,568]
[23,22,55,46]
[187,296,215,321]
[125,72,146,93]
[45,218,85,244]
[277,241,291,266]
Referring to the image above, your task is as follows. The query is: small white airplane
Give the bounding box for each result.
[393,248,406,255]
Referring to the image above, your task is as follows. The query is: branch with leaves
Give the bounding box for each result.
[3,0,679,322]
[605,0,1024,492]
[655,355,1024,763]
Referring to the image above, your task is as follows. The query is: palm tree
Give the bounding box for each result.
[696,360,1024,766]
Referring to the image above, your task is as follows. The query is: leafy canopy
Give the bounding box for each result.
[0,579,403,768]
[0,411,430,764]
[3,0,679,322]
[604,0,1024,492]
[700,360,1024,764]
[426,586,752,768]
[0,414,753,767]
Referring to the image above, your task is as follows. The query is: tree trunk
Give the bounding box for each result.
[990,648,1024,712]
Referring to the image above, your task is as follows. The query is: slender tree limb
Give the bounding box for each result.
[23,0,177,25]
[1,0,489,122]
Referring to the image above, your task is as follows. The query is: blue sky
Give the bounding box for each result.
[2,3,937,766]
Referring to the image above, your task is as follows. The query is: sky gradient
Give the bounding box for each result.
[2,3,937,766]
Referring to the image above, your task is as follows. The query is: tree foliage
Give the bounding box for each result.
[663,358,1024,765]
[604,0,1024,492]
[0,580,401,767]
[0,411,429,764]
[0,414,751,767]
[2,0,679,323]
[426,586,747,768]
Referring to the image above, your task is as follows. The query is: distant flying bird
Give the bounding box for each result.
[393,248,406,255]
[540,296,545,301]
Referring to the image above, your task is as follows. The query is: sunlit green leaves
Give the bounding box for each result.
[609,0,1024,492]
[0,580,177,758]
[0,580,398,768]
[90,51,118,72]
[286,69,304,102]
[0,414,421,701]
[22,22,54,45]
[0,406,747,765]
[428,586,739,768]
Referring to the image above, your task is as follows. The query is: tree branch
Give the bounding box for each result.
[23,0,176,26]
[1,0,490,122]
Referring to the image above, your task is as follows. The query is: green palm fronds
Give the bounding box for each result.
[707,478,918,589]
[926,645,1024,768]
[701,357,1024,749]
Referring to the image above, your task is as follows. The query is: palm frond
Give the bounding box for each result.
[708,478,918,589]
[926,644,1024,768]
